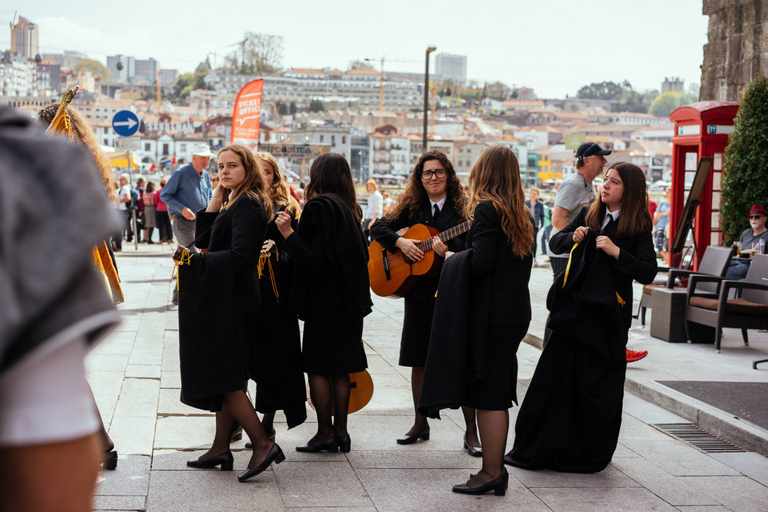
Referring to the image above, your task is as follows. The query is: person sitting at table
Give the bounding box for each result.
[725,204,767,279]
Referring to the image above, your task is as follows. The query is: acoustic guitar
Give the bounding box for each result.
[309,370,374,414]
[368,221,472,298]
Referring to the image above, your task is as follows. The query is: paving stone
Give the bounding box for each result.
[340,414,464,451]
[109,416,157,456]
[531,487,678,512]
[357,468,551,512]
[87,353,132,372]
[113,378,160,418]
[675,507,732,512]
[93,494,146,511]
[159,371,181,389]
[622,391,688,424]
[679,475,768,512]
[710,452,768,487]
[125,364,162,379]
[151,449,253,471]
[273,462,374,509]
[146,469,283,512]
[157,388,205,416]
[154,416,215,450]
[508,464,641,488]
[95,455,151,496]
[347,450,482,469]
[128,348,163,366]
[619,438,741,476]
[611,458,718,506]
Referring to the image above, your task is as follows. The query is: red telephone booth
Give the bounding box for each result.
[669,101,739,268]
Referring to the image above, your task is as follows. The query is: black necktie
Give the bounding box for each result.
[432,204,440,225]
[604,215,616,234]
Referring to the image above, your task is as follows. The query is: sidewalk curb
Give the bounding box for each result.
[522,334,768,456]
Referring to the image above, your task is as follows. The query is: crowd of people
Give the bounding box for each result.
[14,101,768,509]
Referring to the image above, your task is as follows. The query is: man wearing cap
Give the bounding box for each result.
[160,144,213,302]
[725,205,767,279]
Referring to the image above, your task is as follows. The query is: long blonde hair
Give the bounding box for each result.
[255,151,300,217]
[467,145,533,258]
[217,145,273,219]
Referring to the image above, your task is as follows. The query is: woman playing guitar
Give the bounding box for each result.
[370,151,480,454]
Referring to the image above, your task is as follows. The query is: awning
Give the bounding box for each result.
[108,151,138,168]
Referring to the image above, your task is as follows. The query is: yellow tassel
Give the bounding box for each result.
[172,249,192,291]
[258,252,280,303]
[616,292,625,307]
[562,242,580,288]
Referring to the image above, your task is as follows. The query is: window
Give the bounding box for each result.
[342,136,346,144]
[163,143,170,155]
[319,135,324,143]
[331,135,336,146]
[144,143,151,151]
[180,143,187,153]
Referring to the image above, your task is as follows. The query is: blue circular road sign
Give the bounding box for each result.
[112,110,140,137]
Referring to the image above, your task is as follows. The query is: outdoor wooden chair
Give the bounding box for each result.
[684,254,768,353]
[636,246,734,326]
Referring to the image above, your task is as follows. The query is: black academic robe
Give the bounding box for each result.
[177,195,267,412]
[252,217,307,428]
[507,208,657,473]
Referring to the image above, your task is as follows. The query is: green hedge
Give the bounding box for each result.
[721,73,768,244]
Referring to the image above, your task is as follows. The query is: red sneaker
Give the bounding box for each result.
[626,348,648,363]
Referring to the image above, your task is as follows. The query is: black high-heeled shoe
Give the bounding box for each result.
[463,433,482,457]
[296,436,339,453]
[238,443,285,482]
[452,468,509,496]
[186,451,234,471]
[397,425,430,445]
[337,434,351,453]
[245,428,276,449]
[103,449,118,471]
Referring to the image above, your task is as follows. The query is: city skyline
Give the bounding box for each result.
[2,0,708,98]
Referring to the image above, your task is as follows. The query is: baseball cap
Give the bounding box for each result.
[747,205,766,217]
[576,142,612,159]
[191,143,212,157]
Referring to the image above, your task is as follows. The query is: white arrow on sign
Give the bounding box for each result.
[113,118,138,129]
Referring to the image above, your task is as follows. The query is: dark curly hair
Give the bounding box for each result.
[386,150,466,223]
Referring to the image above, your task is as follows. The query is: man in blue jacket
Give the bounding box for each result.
[160,143,213,303]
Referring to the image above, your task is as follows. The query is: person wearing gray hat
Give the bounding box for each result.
[160,143,213,303]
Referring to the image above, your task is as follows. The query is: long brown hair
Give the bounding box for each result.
[37,104,113,194]
[386,150,466,222]
[255,151,301,218]
[467,145,533,257]
[304,153,362,222]
[217,145,273,219]
[584,161,653,239]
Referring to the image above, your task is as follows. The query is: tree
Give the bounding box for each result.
[576,81,627,101]
[649,91,695,118]
[75,58,112,81]
[617,88,658,113]
[170,73,196,100]
[348,59,375,71]
[308,99,325,112]
[227,32,284,74]
[486,81,511,101]
[721,73,768,244]
[277,102,288,115]
[289,102,298,115]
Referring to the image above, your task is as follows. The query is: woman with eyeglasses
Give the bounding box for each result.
[370,151,481,454]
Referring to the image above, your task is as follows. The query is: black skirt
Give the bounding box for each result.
[302,308,367,375]
[463,323,528,410]
[399,298,434,367]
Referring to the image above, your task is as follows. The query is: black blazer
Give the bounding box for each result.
[549,207,657,334]
[465,201,533,326]
[370,197,466,303]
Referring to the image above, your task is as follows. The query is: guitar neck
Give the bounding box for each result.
[417,220,472,251]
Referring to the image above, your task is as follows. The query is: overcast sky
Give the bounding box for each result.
[2,0,709,98]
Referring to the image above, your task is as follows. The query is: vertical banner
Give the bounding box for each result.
[230,79,263,146]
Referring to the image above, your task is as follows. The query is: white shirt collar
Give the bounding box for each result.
[430,196,447,211]
[602,208,620,229]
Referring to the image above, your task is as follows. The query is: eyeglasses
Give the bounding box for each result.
[421,169,446,180]
[749,215,764,219]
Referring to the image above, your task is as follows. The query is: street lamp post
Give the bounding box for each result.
[423,46,436,152]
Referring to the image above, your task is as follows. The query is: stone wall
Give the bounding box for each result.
[700,0,768,101]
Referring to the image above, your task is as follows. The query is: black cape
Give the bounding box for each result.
[178,196,266,411]
[252,218,307,428]
[417,250,492,418]
[508,221,653,473]
[287,194,372,319]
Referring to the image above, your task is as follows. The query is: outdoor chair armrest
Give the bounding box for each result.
[686,274,726,298]
[668,268,712,287]
[720,280,768,298]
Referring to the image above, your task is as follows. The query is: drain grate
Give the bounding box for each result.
[652,423,746,453]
